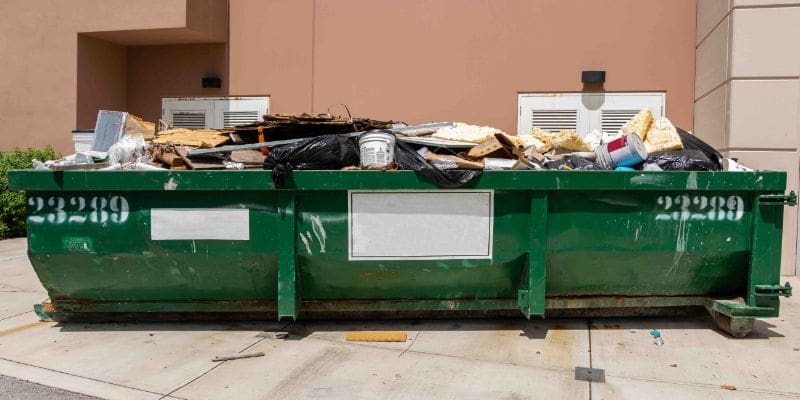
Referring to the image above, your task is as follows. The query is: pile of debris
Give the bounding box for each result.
[386,109,736,174]
[34,111,394,171]
[35,108,752,188]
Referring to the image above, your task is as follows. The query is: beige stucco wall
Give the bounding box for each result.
[0,0,227,152]
[127,44,229,123]
[229,0,697,134]
[695,0,800,275]
[76,36,128,129]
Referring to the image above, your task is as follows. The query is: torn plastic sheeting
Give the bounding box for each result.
[263,134,360,186]
[394,140,481,188]
[645,149,718,171]
[676,128,722,170]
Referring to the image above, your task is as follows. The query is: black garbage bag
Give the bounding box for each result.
[645,149,717,171]
[394,140,481,188]
[676,127,723,170]
[264,134,360,186]
[544,155,607,171]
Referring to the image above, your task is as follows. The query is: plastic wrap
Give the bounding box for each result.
[108,135,148,165]
[676,128,723,170]
[645,150,718,171]
[544,155,606,171]
[263,134,360,186]
[394,141,481,187]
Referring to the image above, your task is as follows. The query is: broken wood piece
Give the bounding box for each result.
[157,152,185,168]
[230,149,266,165]
[345,331,407,342]
[153,128,231,147]
[212,352,265,362]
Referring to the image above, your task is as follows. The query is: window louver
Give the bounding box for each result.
[601,109,641,133]
[171,112,206,128]
[531,109,578,132]
[223,111,260,128]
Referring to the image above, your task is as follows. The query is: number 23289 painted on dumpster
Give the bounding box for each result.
[27,196,129,224]
[656,195,744,221]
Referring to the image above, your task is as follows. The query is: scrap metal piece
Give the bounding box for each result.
[574,367,605,383]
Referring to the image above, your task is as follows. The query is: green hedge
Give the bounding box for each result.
[0,147,58,239]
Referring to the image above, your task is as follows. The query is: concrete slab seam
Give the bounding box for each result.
[603,373,800,398]
[159,321,294,400]
[0,310,33,323]
[0,356,174,399]
[305,335,575,375]
[398,330,421,357]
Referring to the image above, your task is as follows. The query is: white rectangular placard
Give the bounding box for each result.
[349,190,493,260]
[150,209,250,240]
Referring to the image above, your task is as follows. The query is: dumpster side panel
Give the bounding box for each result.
[26,191,280,302]
[546,190,752,296]
[296,190,530,300]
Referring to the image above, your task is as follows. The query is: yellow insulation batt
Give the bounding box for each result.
[644,117,683,153]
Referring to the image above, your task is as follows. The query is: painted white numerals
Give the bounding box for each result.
[109,196,129,223]
[656,195,744,221]
[27,195,130,225]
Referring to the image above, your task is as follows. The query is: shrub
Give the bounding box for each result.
[0,147,58,238]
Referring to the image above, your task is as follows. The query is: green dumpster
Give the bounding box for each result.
[8,170,795,337]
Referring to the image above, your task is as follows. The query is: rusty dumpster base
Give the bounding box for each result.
[34,295,774,337]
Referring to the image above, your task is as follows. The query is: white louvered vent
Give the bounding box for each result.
[223,111,260,128]
[171,112,206,128]
[531,109,578,132]
[601,109,641,133]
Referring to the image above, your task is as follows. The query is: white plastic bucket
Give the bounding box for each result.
[72,130,95,153]
[359,131,396,168]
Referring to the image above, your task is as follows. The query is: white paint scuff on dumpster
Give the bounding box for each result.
[310,215,327,253]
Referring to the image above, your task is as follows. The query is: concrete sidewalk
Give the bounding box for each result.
[0,237,798,400]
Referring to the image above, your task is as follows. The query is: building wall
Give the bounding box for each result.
[76,36,128,129]
[0,0,227,152]
[127,44,229,123]
[695,0,800,275]
[229,0,697,134]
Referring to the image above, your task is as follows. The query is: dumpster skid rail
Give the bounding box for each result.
[8,170,794,337]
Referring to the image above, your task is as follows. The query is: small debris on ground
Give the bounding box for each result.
[721,385,737,391]
[256,331,288,339]
[212,351,265,362]
[650,329,664,346]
